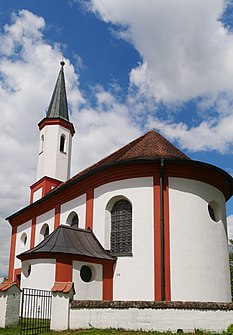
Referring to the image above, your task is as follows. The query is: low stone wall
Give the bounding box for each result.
[70,301,233,332]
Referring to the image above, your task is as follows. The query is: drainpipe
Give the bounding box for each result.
[160,158,165,301]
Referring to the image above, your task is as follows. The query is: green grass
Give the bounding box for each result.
[0,327,230,335]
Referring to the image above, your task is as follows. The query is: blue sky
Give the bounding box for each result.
[1,0,233,277]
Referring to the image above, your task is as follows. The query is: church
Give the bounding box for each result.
[4,62,233,303]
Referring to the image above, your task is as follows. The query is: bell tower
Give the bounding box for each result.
[30,61,75,203]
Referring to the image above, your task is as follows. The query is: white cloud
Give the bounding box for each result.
[0,9,141,277]
[89,0,233,103]
[87,0,233,153]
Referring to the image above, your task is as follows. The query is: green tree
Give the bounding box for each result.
[229,239,233,299]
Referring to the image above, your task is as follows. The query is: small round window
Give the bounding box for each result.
[20,233,27,247]
[22,261,31,278]
[208,201,221,222]
[80,265,93,282]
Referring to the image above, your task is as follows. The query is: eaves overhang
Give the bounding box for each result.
[6,158,233,222]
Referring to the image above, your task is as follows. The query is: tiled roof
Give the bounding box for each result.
[98,130,189,162]
[51,282,74,293]
[0,281,18,291]
[17,225,116,261]
[67,130,189,182]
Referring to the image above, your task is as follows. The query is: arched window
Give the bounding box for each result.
[66,212,79,228]
[111,199,132,256]
[40,223,50,240]
[60,134,66,153]
[39,134,44,154]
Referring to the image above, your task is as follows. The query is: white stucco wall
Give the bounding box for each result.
[93,177,154,301]
[15,220,32,269]
[169,177,231,302]
[60,194,86,229]
[73,261,102,300]
[70,307,233,332]
[20,259,55,291]
[0,293,7,327]
[37,124,72,182]
[50,291,74,331]
[33,187,42,202]
[34,209,55,246]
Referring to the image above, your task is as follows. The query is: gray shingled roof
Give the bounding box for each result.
[46,63,69,121]
[17,225,116,261]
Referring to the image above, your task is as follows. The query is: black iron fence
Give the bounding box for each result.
[20,288,52,335]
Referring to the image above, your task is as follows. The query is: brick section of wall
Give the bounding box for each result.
[71,300,233,310]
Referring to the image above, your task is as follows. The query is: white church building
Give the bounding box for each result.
[4,62,233,303]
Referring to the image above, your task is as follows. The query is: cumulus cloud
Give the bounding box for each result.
[87,0,233,153]
[89,0,233,102]
[0,9,140,276]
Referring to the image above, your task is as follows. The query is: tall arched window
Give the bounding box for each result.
[66,211,79,228]
[60,134,66,153]
[111,199,132,256]
[39,134,44,154]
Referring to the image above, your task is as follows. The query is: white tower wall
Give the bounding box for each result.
[36,124,72,182]
[169,177,231,302]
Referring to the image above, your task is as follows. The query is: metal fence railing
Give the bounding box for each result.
[20,288,52,335]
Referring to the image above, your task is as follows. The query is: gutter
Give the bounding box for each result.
[160,158,165,301]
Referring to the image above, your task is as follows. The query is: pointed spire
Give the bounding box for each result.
[46,61,69,121]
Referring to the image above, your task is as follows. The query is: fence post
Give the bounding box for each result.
[50,282,75,331]
[0,282,21,328]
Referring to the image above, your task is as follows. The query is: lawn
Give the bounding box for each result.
[0,327,232,335]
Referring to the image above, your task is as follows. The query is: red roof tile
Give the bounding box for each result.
[0,281,18,291]
[69,130,189,181]
[51,281,74,293]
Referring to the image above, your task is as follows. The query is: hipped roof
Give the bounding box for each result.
[17,225,116,261]
[59,130,190,187]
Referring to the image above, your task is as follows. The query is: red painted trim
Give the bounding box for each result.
[153,175,161,301]
[30,217,36,248]
[8,226,17,282]
[9,160,231,228]
[164,175,171,301]
[38,118,75,137]
[85,188,94,230]
[55,256,72,282]
[14,268,21,287]
[54,204,61,229]
[102,261,114,300]
[19,251,116,266]
[30,177,61,204]
[9,163,157,226]
[102,261,114,301]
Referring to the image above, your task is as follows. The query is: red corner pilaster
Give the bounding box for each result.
[85,188,94,230]
[54,204,61,230]
[153,174,162,301]
[8,226,17,282]
[102,261,114,301]
[55,256,72,282]
[30,216,36,248]
[14,268,21,287]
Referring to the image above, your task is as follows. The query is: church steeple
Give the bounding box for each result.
[46,61,69,121]
[32,62,75,201]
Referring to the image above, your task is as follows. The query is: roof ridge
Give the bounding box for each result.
[66,131,153,183]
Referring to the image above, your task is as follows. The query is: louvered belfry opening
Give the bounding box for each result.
[111,199,132,256]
